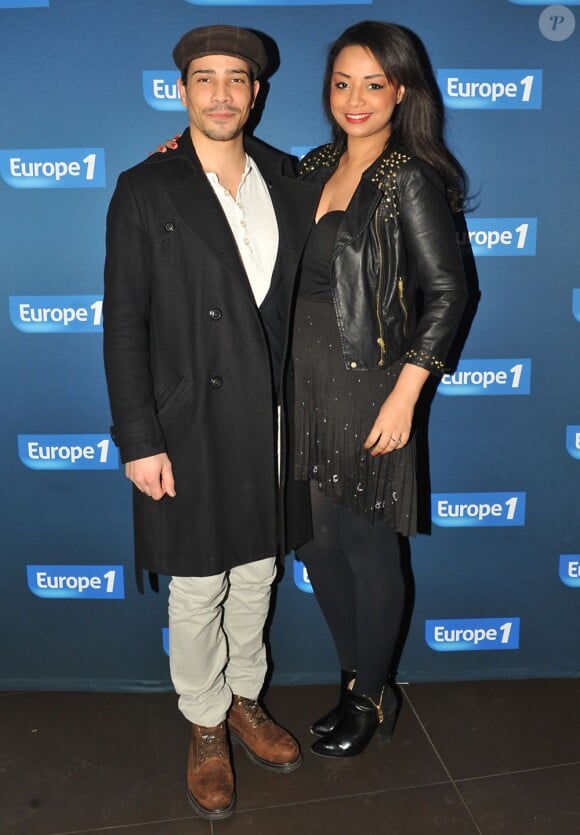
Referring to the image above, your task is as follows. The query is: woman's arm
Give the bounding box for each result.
[365,160,467,455]
[398,160,468,374]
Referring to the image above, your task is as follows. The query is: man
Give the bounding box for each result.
[103,25,319,821]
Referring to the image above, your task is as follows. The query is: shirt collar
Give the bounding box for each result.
[206,154,253,189]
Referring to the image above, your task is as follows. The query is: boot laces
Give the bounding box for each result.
[242,699,269,728]
[198,729,226,762]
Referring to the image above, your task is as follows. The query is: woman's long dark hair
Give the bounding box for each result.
[323,21,467,210]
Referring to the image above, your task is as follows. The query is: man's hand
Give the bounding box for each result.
[125,453,176,500]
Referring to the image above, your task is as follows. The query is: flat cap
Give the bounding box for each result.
[173,25,268,78]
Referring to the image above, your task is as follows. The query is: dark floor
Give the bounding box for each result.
[2,679,579,835]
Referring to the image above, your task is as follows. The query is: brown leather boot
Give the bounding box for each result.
[227,694,302,772]
[186,721,235,820]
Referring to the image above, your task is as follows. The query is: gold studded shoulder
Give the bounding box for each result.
[369,149,412,219]
[297,143,341,179]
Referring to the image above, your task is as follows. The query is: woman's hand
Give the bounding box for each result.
[149,136,180,156]
[364,391,414,456]
[363,363,430,456]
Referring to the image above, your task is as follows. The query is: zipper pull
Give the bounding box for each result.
[377,337,386,367]
[397,277,409,335]
[369,689,385,723]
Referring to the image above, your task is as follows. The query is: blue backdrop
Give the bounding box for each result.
[1,0,579,690]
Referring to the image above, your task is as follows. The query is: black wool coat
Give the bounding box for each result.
[103,130,320,579]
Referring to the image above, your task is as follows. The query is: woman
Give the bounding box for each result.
[292,20,467,758]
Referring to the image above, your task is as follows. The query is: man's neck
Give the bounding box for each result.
[192,131,248,196]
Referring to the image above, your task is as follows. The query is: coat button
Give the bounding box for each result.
[350,361,358,369]
[164,221,175,232]
[210,376,223,389]
[209,308,222,320]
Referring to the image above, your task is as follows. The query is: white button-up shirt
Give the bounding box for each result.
[206,155,279,307]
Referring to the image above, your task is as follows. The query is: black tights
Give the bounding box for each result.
[296,483,405,703]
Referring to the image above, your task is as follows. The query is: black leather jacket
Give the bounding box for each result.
[298,143,467,375]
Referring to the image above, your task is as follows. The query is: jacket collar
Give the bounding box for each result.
[301,141,410,251]
[303,143,383,252]
[301,140,408,182]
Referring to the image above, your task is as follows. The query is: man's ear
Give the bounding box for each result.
[177,77,187,106]
[251,79,260,109]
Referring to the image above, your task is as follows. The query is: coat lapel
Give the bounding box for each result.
[149,130,251,290]
[151,131,321,297]
[166,166,249,285]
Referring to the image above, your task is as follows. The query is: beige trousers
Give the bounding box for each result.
[168,556,277,727]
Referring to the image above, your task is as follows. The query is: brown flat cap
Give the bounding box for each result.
[173,25,268,78]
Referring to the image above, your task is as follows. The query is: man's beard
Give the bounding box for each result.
[201,107,244,142]
[202,124,243,141]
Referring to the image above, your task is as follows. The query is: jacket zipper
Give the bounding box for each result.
[398,277,409,336]
[374,213,386,367]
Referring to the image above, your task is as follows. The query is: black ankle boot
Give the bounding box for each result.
[311,669,356,736]
[311,685,400,758]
